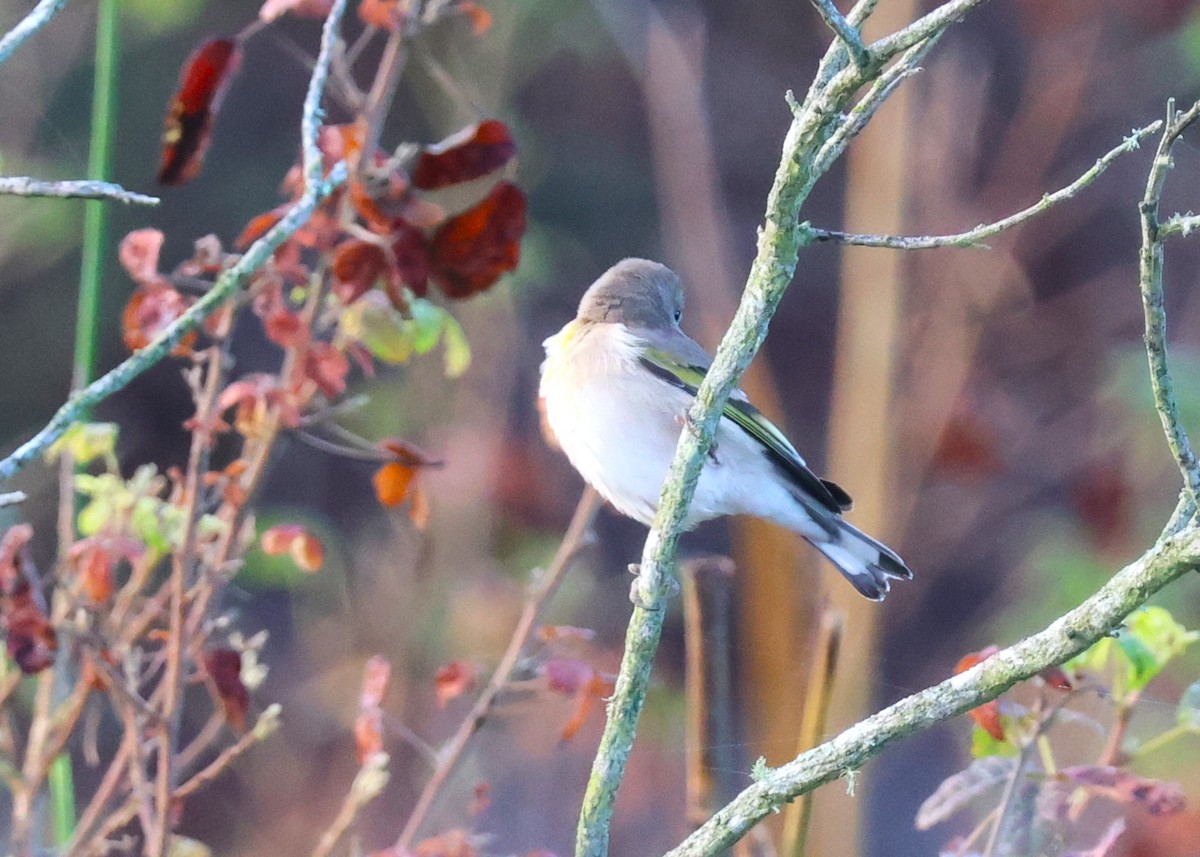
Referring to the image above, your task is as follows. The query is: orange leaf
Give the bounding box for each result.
[0,525,57,674]
[158,37,243,186]
[260,524,325,572]
[433,660,477,708]
[354,655,391,763]
[235,206,287,249]
[429,182,526,299]
[358,0,405,30]
[954,645,1006,741]
[457,2,492,34]
[374,462,415,507]
[332,240,388,305]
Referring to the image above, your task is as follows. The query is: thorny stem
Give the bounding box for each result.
[394,488,601,850]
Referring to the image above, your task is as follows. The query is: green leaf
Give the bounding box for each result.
[971,723,1018,759]
[441,315,471,378]
[1118,606,1199,691]
[1178,681,1200,730]
[341,294,414,364]
[46,422,119,470]
[407,297,444,354]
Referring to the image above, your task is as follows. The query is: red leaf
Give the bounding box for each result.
[354,655,391,763]
[429,182,526,298]
[119,229,166,286]
[235,206,287,249]
[412,121,517,191]
[0,525,56,674]
[954,645,1006,741]
[541,657,595,697]
[433,660,477,708]
[121,284,196,355]
[1071,463,1132,551]
[332,240,389,305]
[259,0,334,22]
[205,649,250,731]
[931,414,1002,480]
[304,342,350,400]
[1039,664,1073,691]
[470,782,490,816]
[158,38,243,186]
[260,524,325,572]
[391,220,432,298]
[413,830,478,857]
[358,0,406,30]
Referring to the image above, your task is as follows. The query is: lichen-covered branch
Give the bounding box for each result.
[0,0,70,66]
[0,176,158,205]
[810,121,1161,250]
[664,528,1200,857]
[573,2,998,855]
[0,0,350,485]
[1138,98,1200,505]
[808,0,869,68]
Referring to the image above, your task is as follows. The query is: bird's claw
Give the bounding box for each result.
[675,412,720,464]
[627,570,680,610]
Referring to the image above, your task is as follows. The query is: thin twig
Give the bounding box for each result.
[0,176,158,205]
[1138,97,1200,505]
[808,0,869,67]
[312,753,390,857]
[394,488,601,851]
[173,705,282,801]
[811,121,1161,249]
[0,0,70,66]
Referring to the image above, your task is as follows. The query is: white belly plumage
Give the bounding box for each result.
[539,320,811,533]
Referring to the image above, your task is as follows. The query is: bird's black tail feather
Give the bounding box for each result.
[807,517,912,601]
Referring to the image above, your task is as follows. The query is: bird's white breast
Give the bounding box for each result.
[540,320,791,529]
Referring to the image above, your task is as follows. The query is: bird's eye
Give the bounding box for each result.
[673,309,682,323]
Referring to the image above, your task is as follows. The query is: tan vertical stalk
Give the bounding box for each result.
[814,1,918,853]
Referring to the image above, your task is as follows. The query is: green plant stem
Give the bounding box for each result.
[74,0,119,392]
[1134,722,1195,758]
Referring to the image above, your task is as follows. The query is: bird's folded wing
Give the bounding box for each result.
[639,346,852,515]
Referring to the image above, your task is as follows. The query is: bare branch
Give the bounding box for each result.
[0,0,70,66]
[0,176,158,205]
[811,121,1161,249]
[1138,98,1200,505]
[808,0,869,68]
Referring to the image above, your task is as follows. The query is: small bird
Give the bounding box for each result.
[538,258,912,600]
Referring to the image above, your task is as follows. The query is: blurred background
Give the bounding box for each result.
[2,0,1200,854]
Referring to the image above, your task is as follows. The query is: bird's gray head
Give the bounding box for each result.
[576,258,685,330]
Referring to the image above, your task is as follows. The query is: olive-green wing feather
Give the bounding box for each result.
[639,346,852,515]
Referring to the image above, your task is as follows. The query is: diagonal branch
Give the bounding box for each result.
[664,527,1200,857]
[0,0,70,66]
[0,0,351,485]
[810,121,1161,249]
